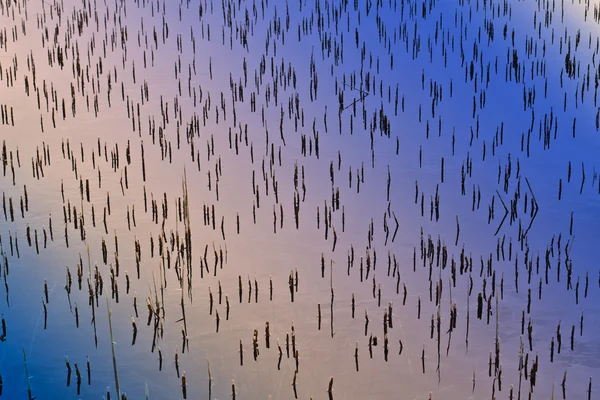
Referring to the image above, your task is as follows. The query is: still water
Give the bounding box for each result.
[0,0,599,398]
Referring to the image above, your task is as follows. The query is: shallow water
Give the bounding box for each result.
[0,0,600,399]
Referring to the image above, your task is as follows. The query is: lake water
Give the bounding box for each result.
[0,0,599,399]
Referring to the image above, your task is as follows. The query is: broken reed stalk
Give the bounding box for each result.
[87,246,98,347]
[318,304,321,330]
[207,359,212,399]
[106,297,121,398]
[455,216,460,246]
[180,266,188,338]
[86,357,91,385]
[355,341,359,371]
[240,339,244,366]
[23,349,34,400]
[330,260,335,338]
[422,346,425,374]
